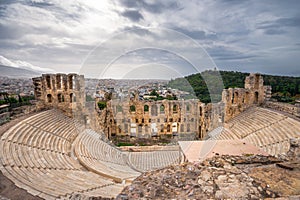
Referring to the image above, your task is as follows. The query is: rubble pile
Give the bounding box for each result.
[118,139,300,199]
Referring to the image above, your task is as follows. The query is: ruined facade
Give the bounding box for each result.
[31,73,272,140]
[32,73,85,117]
[222,73,271,122]
[97,74,270,140]
[96,95,224,140]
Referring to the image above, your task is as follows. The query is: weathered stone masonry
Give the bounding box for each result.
[96,95,224,140]
[32,73,270,140]
[222,73,271,122]
[99,73,270,139]
[32,73,85,117]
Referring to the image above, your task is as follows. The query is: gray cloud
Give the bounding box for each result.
[117,0,180,14]
[120,26,152,36]
[277,17,300,27]
[264,29,286,35]
[116,0,138,9]
[257,16,300,35]
[0,0,19,6]
[28,1,54,8]
[208,46,259,61]
[141,1,180,14]
[121,10,144,22]
[171,26,217,40]
[0,0,299,77]
[0,23,24,39]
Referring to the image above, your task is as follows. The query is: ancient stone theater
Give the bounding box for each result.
[0,73,299,199]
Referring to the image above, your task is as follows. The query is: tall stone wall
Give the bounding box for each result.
[32,73,85,117]
[222,73,270,122]
[96,95,224,140]
[31,73,273,141]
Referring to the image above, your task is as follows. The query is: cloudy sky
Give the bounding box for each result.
[0,0,299,78]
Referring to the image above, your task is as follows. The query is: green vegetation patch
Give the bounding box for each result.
[97,101,107,110]
[168,70,299,104]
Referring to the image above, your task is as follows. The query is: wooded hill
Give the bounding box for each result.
[167,70,300,104]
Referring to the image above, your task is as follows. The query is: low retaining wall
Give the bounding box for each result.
[119,145,180,152]
[264,101,300,118]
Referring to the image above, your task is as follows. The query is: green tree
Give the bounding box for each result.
[167,70,299,104]
[97,101,107,110]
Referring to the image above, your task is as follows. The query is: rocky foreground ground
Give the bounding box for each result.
[116,139,300,200]
[2,136,299,200]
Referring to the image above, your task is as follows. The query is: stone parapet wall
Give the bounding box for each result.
[0,104,39,125]
[264,101,300,118]
[119,145,179,152]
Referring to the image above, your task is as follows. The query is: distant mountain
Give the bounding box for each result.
[0,64,41,78]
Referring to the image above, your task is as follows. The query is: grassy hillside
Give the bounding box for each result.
[168,70,300,104]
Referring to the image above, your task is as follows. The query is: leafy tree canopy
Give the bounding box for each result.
[167,70,299,104]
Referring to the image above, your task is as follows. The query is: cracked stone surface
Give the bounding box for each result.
[117,139,300,200]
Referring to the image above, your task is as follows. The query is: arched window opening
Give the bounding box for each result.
[151,105,158,116]
[130,105,136,112]
[46,76,51,89]
[160,105,165,113]
[47,94,52,103]
[173,105,178,113]
[68,75,73,89]
[254,91,259,104]
[167,124,171,132]
[138,125,142,133]
[116,105,122,112]
[199,126,202,139]
[245,92,250,104]
[233,91,239,104]
[144,105,149,112]
[187,124,190,132]
[56,75,61,89]
[186,104,190,112]
[70,93,73,103]
[124,124,128,133]
[58,94,64,103]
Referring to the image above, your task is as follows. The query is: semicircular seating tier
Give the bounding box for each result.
[212,107,300,155]
[0,109,181,199]
[74,129,141,183]
[127,150,181,172]
[0,110,125,199]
